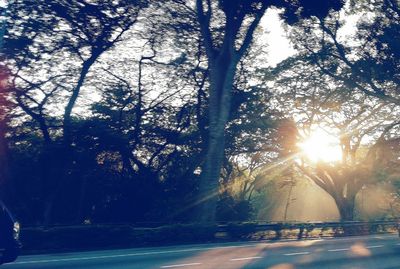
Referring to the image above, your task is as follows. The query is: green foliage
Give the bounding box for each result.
[217,193,254,222]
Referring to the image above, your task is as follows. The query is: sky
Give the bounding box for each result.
[260,5,359,67]
[260,8,296,67]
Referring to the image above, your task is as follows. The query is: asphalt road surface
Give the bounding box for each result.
[4,234,400,269]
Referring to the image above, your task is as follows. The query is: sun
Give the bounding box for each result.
[299,128,342,163]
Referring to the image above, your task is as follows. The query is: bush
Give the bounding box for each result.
[20,223,219,253]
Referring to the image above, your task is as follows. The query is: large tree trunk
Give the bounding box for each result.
[198,131,225,222]
[195,0,266,223]
[198,59,237,222]
[63,58,96,145]
[335,196,355,221]
[334,195,361,236]
[41,145,73,226]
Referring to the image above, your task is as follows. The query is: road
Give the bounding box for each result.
[4,234,400,269]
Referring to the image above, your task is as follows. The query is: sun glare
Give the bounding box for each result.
[299,128,342,163]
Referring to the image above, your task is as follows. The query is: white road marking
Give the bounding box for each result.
[284,252,310,256]
[5,235,398,266]
[5,254,141,265]
[366,245,384,249]
[328,248,350,252]
[161,263,202,268]
[6,244,262,265]
[230,256,262,261]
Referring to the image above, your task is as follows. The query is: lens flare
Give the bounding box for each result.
[299,128,342,163]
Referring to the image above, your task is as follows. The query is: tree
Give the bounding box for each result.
[194,0,344,222]
[287,0,400,106]
[274,0,400,220]
[264,55,400,220]
[5,0,147,144]
[4,0,148,224]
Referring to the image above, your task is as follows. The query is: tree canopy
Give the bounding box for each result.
[1,0,399,225]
